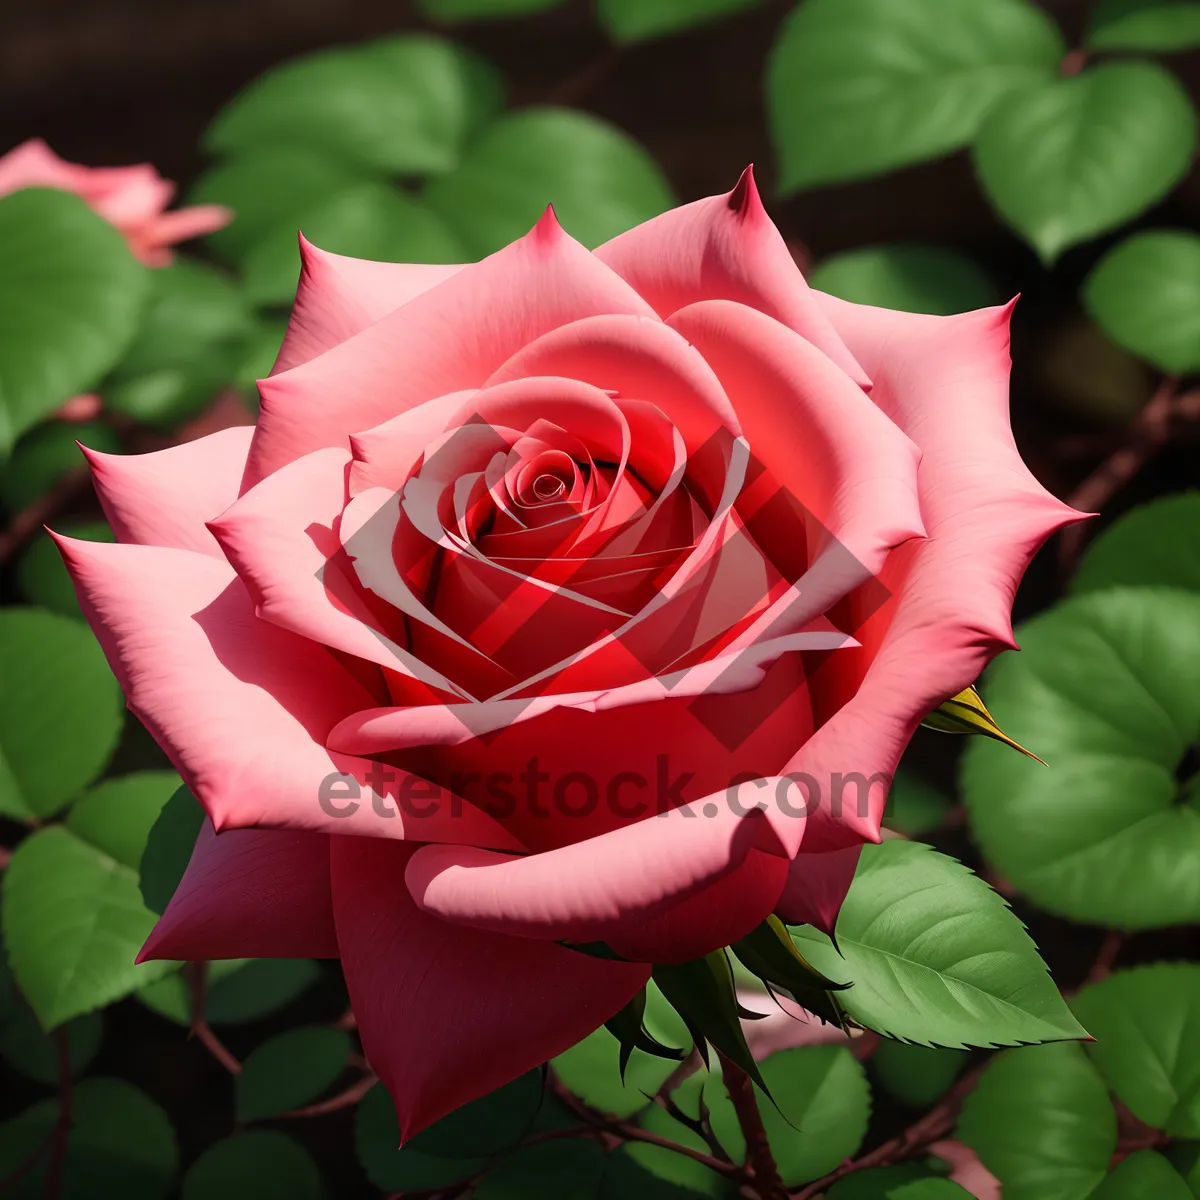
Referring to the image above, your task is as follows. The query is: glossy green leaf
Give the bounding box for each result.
[3,826,175,1028]
[137,958,318,1026]
[67,771,181,870]
[871,1040,968,1108]
[181,1131,321,1200]
[1087,0,1200,51]
[139,784,206,916]
[552,1023,678,1118]
[597,0,762,43]
[889,1184,974,1199]
[827,1166,946,1198]
[17,520,113,618]
[792,840,1084,1046]
[105,260,254,427]
[0,188,147,446]
[424,106,674,255]
[706,1044,870,1185]
[973,62,1197,263]
[790,839,1085,1047]
[1,418,120,513]
[242,182,466,306]
[767,0,1064,194]
[1091,1150,1193,1199]
[962,587,1200,928]
[0,607,122,821]
[419,0,567,19]
[1083,230,1200,373]
[236,1026,350,1120]
[408,1070,544,1158]
[1073,493,1200,595]
[1074,964,1200,1137]
[0,1002,102,1084]
[808,245,999,316]
[477,1139,606,1199]
[882,770,953,836]
[1167,1142,1200,1195]
[0,1077,177,1199]
[206,35,504,175]
[355,1083,489,1192]
[957,1042,1116,1200]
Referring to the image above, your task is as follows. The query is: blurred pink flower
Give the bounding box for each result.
[0,138,230,266]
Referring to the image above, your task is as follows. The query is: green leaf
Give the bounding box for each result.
[0,607,123,821]
[1073,964,1200,1137]
[17,520,113,618]
[477,1139,606,1199]
[0,1077,177,1199]
[407,1070,544,1158]
[236,1026,351,1120]
[957,1042,1117,1200]
[962,587,1200,929]
[1091,1150,1194,1199]
[0,189,148,444]
[3,826,175,1028]
[0,1002,102,1084]
[766,0,1064,195]
[827,1166,946,1198]
[972,62,1197,263]
[790,839,1085,1047]
[1,418,120,513]
[889,1184,974,1199]
[137,958,318,1026]
[1083,230,1200,373]
[419,0,567,19]
[705,1045,871,1186]
[105,260,254,428]
[181,1131,321,1200]
[1087,0,1200,51]
[596,0,763,43]
[242,182,467,307]
[871,1040,968,1108]
[882,770,953,835]
[1073,493,1200,595]
[206,35,504,176]
[552,1023,679,1118]
[139,784,206,916]
[808,245,1000,316]
[67,771,181,870]
[424,106,675,256]
[355,1083,489,1192]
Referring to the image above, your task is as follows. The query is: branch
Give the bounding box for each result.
[186,962,241,1075]
[0,466,89,565]
[716,1053,787,1200]
[276,1072,377,1119]
[43,1028,74,1199]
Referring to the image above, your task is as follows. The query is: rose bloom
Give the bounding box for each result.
[57,168,1079,1137]
[0,138,230,266]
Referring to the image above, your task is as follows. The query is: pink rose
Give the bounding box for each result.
[56,167,1079,1138]
[0,138,230,266]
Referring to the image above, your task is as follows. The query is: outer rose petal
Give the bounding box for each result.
[778,299,1084,852]
[272,237,464,374]
[82,427,253,557]
[595,167,869,387]
[138,822,337,962]
[52,536,520,851]
[773,843,863,934]
[245,209,656,489]
[331,836,649,1140]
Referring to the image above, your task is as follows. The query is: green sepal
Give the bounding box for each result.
[922,684,1046,764]
[604,988,687,1082]
[732,915,850,1029]
[652,951,770,1095]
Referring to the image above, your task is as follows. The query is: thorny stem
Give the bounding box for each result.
[277,1072,378,1119]
[43,1028,73,1199]
[186,961,242,1075]
[715,1052,788,1200]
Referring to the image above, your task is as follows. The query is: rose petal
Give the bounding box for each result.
[245,209,655,489]
[82,427,253,557]
[773,843,863,934]
[595,166,869,387]
[52,535,520,851]
[331,836,649,1140]
[138,821,338,962]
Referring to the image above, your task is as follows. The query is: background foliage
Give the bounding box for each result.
[1,0,1198,1196]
